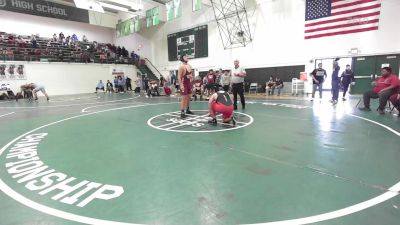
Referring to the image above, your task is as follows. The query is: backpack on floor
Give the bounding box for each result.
[164,86,171,96]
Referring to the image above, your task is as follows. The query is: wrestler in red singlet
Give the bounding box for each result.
[178,54,194,118]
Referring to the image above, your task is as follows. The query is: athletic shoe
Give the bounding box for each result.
[180,113,187,119]
[47,98,50,101]
[186,110,194,115]
[358,107,371,111]
[242,105,245,110]
[234,105,238,110]
[310,98,314,101]
[377,109,385,115]
[342,98,346,101]
[208,118,217,125]
[332,100,338,105]
[34,98,38,101]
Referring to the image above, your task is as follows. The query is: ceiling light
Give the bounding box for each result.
[74,0,104,13]
[99,2,129,12]
[107,0,135,7]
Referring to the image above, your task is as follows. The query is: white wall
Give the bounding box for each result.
[0,10,114,43]
[113,31,151,59]
[146,0,400,76]
[112,11,156,59]
[89,11,118,29]
[3,63,137,96]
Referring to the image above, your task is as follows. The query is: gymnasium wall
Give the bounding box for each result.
[3,63,137,96]
[113,31,152,59]
[0,10,115,43]
[146,0,400,80]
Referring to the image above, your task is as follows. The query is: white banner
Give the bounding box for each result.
[110,66,127,78]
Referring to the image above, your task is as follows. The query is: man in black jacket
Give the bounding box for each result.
[340,64,355,101]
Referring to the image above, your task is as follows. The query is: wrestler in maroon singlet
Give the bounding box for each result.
[178,54,194,118]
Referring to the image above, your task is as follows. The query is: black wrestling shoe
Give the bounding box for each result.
[208,118,217,125]
[180,112,187,119]
[358,107,371,111]
[186,110,194,115]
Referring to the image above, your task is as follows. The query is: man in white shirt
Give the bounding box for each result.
[231,59,246,110]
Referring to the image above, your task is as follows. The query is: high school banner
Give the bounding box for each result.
[166,0,182,22]
[193,0,201,11]
[116,16,141,37]
[116,19,133,38]
[146,7,159,27]
[0,0,89,23]
[0,64,27,81]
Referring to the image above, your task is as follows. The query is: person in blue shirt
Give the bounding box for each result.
[95,80,104,93]
[71,34,78,43]
[113,77,118,91]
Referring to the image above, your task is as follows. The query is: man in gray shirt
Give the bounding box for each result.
[231,59,246,110]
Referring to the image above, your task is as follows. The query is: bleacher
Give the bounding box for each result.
[0,31,136,64]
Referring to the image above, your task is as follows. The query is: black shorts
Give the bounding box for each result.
[205,83,217,91]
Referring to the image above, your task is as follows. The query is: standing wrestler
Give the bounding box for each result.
[29,83,50,101]
[178,54,194,118]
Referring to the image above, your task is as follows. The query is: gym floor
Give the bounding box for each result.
[0,92,399,225]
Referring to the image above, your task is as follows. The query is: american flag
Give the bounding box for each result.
[305,0,381,39]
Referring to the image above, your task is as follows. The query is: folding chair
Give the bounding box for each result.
[355,98,395,112]
[249,83,258,95]
[386,100,395,113]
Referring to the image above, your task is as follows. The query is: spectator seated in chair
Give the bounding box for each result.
[95,80,105,93]
[192,76,204,101]
[266,76,275,95]
[147,80,160,97]
[359,67,399,115]
[106,80,114,93]
[388,79,400,116]
[273,77,284,96]
[4,83,15,100]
